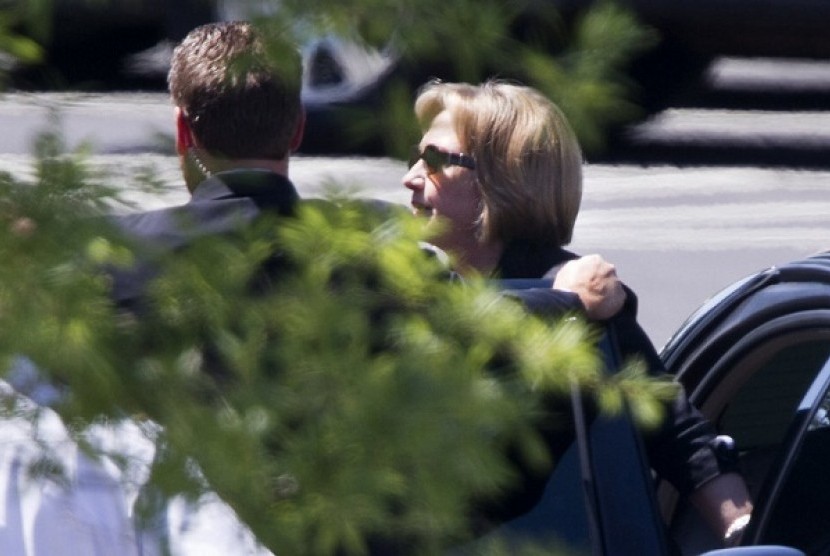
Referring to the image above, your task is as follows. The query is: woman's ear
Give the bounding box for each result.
[175,107,195,155]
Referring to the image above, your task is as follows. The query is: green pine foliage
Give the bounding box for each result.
[0,143,674,554]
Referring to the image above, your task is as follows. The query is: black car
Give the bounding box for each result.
[661,252,830,555]
[487,252,830,555]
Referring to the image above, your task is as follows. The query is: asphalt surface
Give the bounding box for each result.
[2,57,830,347]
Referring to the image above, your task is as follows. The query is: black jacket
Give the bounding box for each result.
[109,169,299,310]
[483,240,729,522]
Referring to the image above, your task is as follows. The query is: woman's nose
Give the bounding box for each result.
[402,164,425,191]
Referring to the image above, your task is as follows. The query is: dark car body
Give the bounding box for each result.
[661,253,830,555]
[490,254,830,554]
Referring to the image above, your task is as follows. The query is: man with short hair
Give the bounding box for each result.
[111,21,305,308]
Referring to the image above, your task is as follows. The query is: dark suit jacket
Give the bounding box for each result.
[109,169,299,311]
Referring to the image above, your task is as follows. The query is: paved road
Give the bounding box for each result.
[2,57,830,347]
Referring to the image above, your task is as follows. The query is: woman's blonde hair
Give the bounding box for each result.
[414,80,583,246]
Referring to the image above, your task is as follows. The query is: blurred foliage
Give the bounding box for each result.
[5,0,655,152]
[0,133,674,554]
[259,0,657,153]
[0,0,46,73]
[0,1,674,554]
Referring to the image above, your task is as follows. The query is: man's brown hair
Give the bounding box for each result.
[169,21,303,160]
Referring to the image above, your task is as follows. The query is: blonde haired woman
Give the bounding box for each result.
[403,80,752,545]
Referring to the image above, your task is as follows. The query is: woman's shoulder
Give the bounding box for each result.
[498,241,578,279]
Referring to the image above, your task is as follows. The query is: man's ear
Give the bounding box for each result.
[175,107,195,156]
[289,108,306,152]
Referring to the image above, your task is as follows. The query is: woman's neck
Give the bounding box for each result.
[438,233,504,278]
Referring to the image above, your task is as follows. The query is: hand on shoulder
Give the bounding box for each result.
[554,254,626,320]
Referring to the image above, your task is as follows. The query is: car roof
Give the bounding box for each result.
[662,251,830,378]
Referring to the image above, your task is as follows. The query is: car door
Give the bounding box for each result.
[747,353,830,553]
[491,278,810,555]
[483,318,807,556]
[659,253,830,554]
[475,280,673,555]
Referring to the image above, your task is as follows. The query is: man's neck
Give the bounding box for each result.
[215,158,290,177]
[184,152,290,193]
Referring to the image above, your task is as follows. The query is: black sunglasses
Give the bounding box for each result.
[409,144,476,174]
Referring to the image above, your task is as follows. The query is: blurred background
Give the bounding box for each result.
[7,0,830,159]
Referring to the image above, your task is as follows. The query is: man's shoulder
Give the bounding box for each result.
[113,171,296,247]
[112,203,205,248]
